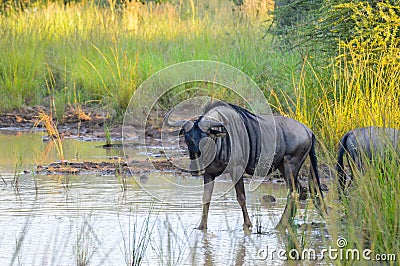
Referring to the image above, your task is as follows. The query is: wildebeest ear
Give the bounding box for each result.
[208,129,227,138]
[163,129,182,136]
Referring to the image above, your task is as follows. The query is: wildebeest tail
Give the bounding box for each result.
[309,134,323,196]
[309,134,328,215]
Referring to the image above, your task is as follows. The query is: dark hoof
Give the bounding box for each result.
[196,224,207,230]
[243,223,252,233]
[139,174,148,183]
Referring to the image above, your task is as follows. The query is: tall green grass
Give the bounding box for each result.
[271,48,400,151]
[271,1,400,150]
[271,37,400,263]
[0,0,283,116]
[332,148,400,263]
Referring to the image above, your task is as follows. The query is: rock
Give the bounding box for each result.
[140,174,149,183]
[299,185,308,201]
[320,183,329,192]
[261,194,276,203]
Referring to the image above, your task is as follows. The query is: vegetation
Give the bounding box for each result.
[74,216,95,266]
[331,148,400,263]
[0,0,277,117]
[272,1,400,262]
[271,0,400,54]
[120,205,157,266]
[1,0,399,264]
[35,110,65,160]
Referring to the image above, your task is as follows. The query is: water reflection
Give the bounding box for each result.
[0,132,329,265]
[0,131,123,173]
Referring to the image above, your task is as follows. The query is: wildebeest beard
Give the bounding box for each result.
[187,129,219,176]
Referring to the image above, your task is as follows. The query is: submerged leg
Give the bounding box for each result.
[234,177,252,230]
[276,156,299,230]
[337,171,347,199]
[338,157,352,199]
[281,155,302,193]
[276,192,297,230]
[308,169,326,215]
[197,174,215,230]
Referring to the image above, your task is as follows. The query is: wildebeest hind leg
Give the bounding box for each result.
[280,155,302,193]
[276,156,299,230]
[197,174,215,230]
[308,168,325,216]
[234,177,252,230]
[276,193,297,230]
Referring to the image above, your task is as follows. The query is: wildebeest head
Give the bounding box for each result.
[164,111,227,175]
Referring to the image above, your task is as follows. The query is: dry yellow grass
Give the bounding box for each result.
[35,110,65,161]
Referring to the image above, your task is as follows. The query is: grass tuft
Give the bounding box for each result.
[35,110,65,161]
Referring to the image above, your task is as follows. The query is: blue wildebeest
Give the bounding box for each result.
[336,126,400,194]
[164,101,326,230]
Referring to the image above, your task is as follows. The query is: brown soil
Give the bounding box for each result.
[33,158,179,176]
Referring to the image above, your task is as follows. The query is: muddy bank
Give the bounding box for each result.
[31,157,332,186]
[0,105,165,140]
[32,158,179,176]
[0,105,125,140]
[1,105,334,189]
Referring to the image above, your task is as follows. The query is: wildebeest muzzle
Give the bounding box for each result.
[189,156,205,176]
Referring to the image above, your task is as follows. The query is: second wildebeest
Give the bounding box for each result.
[336,126,400,194]
[164,101,326,230]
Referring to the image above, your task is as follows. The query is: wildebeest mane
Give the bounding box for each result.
[204,101,261,174]
[203,101,258,121]
[228,104,261,174]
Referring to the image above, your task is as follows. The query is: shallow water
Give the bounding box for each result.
[0,131,328,265]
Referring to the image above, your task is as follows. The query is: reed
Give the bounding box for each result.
[74,216,95,266]
[12,155,23,191]
[35,110,65,161]
[119,204,157,266]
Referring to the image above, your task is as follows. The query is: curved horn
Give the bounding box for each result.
[163,109,187,128]
[198,119,224,131]
[183,121,194,131]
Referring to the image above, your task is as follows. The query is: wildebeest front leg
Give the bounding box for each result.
[197,174,215,230]
[234,177,252,230]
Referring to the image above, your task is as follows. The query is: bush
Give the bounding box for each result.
[271,1,400,55]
